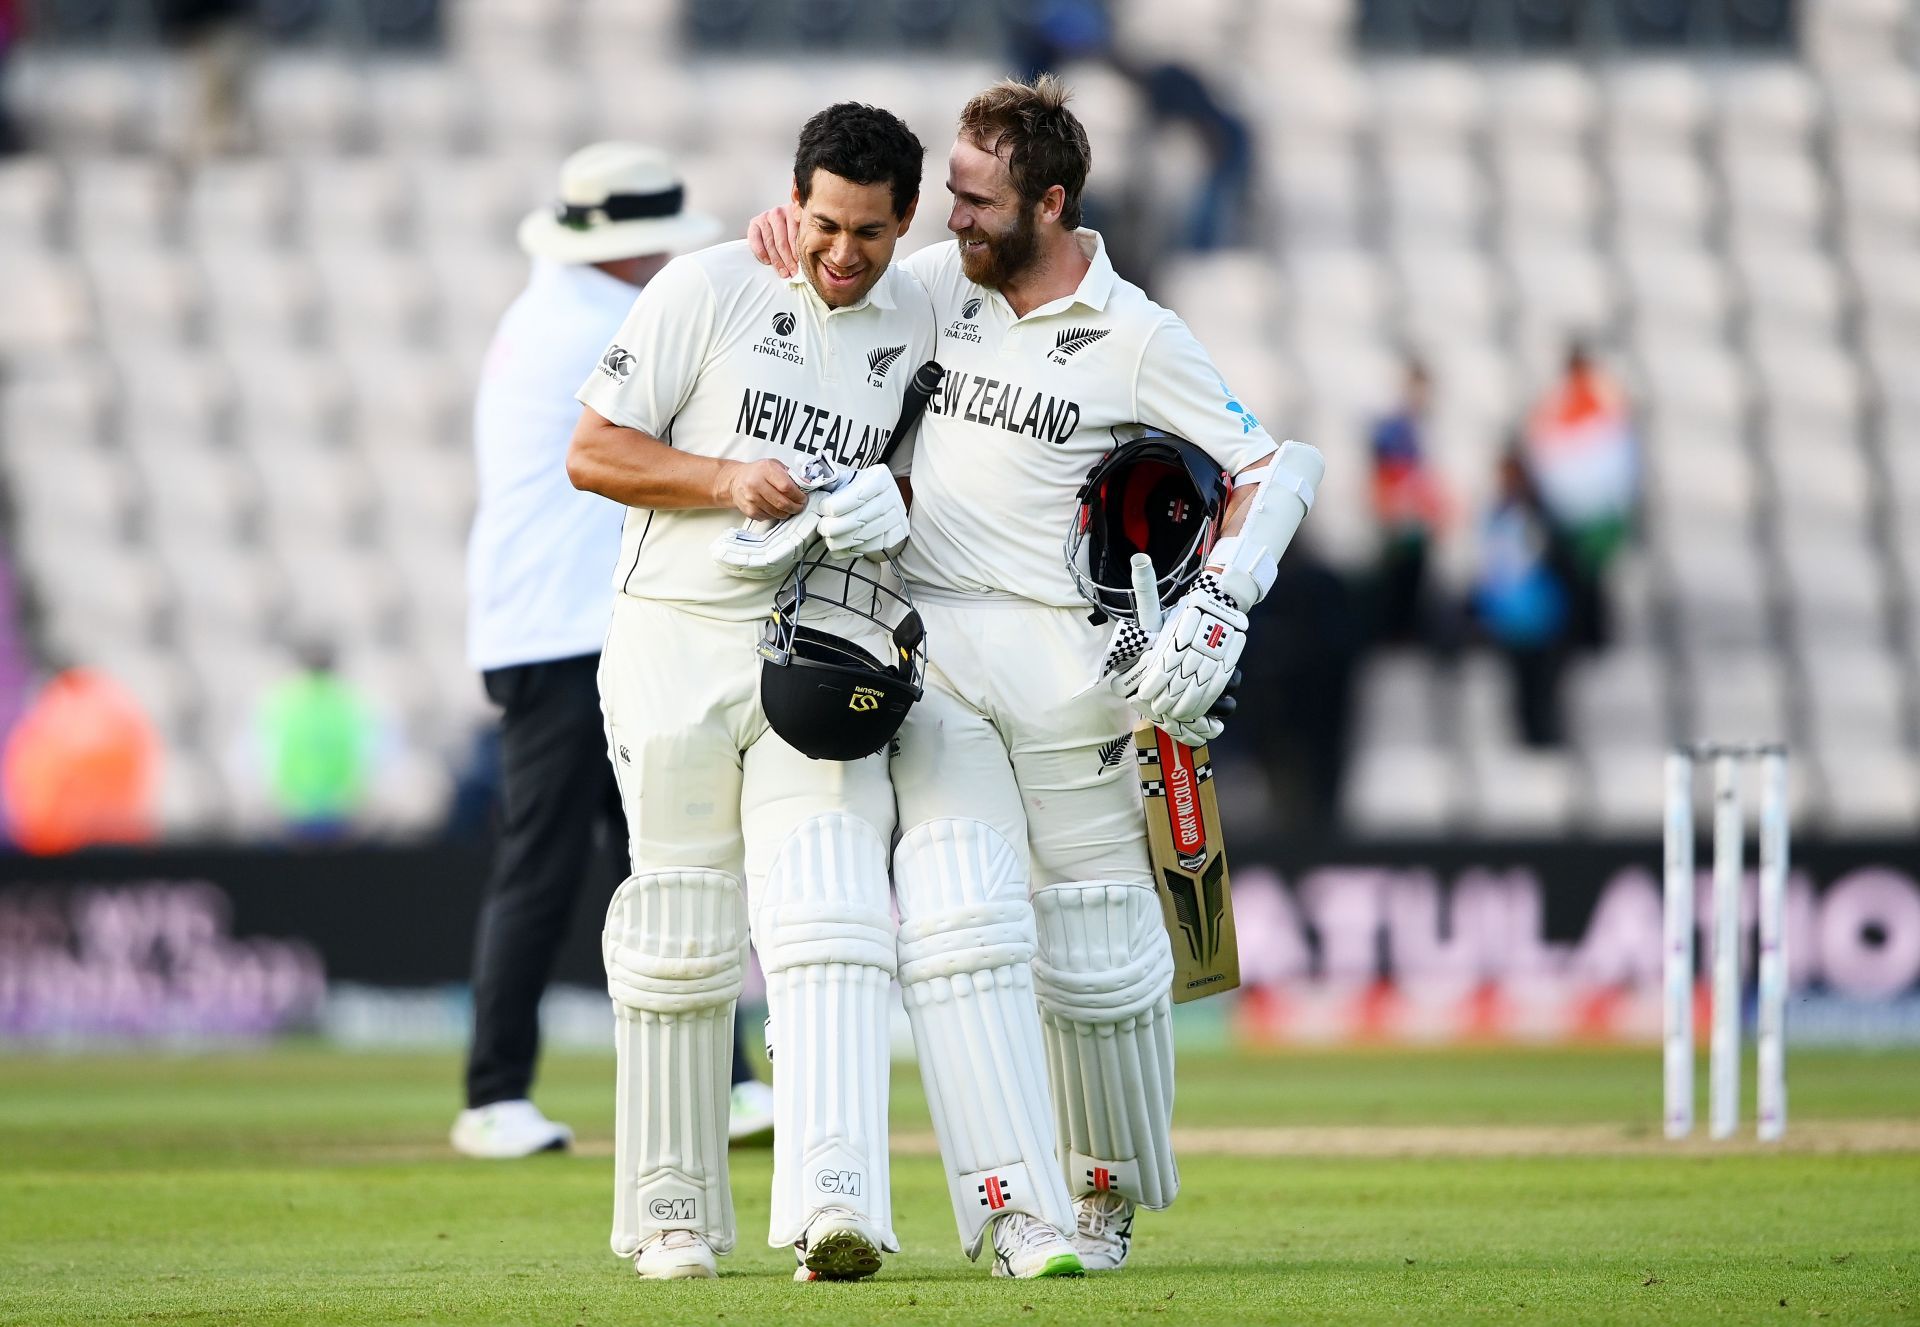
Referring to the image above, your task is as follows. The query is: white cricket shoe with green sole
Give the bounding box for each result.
[988,1212,1085,1279]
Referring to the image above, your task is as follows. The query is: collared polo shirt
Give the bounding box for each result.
[577,240,936,623]
[899,231,1278,608]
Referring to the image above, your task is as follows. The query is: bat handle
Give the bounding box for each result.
[1130,552,1163,634]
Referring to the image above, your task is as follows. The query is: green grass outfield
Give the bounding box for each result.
[3,1045,1917,1325]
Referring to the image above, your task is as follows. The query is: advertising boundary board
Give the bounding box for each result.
[2,838,1917,1044]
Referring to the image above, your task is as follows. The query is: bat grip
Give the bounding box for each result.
[875,360,943,469]
[1130,552,1163,634]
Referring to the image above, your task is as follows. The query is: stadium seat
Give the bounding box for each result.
[1684,644,1791,739]
[251,56,369,156]
[1583,741,1671,832]
[1285,249,1390,338]
[1506,243,1615,343]
[1827,68,1920,148]
[1344,742,1459,834]
[1606,147,1714,244]
[0,258,93,358]
[1733,248,1848,344]
[1493,147,1597,247]
[1712,62,1820,155]
[1270,144,1366,247]
[1813,740,1920,832]
[198,250,323,350]
[83,249,206,350]
[1569,647,1669,750]
[1465,747,1578,834]
[1666,540,1772,649]
[367,59,479,156]
[1156,251,1283,350]
[298,159,415,251]
[1620,246,1730,339]
[1603,61,1709,148]
[1633,337,1748,426]
[1720,147,1826,244]
[1372,59,1487,149]
[68,157,177,251]
[0,157,64,250]
[1381,151,1485,246]
[1486,61,1596,149]
[312,246,439,349]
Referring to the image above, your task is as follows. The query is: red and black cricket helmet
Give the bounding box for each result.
[1064,425,1233,623]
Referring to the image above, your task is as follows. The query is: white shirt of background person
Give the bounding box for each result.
[466,143,721,673]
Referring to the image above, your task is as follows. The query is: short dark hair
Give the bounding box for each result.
[957,74,1091,229]
[794,102,925,219]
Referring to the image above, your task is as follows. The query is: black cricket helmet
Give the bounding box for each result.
[757,549,926,761]
[1064,425,1233,623]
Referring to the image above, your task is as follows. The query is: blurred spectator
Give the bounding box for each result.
[0,0,22,156]
[2,665,160,854]
[1212,536,1359,835]
[1367,356,1451,648]
[254,641,377,838]
[1520,342,1639,651]
[1471,450,1574,748]
[454,143,773,1159]
[157,0,256,157]
[1012,0,1254,252]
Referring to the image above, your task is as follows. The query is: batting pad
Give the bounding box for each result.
[894,818,1074,1257]
[603,868,748,1258]
[1032,880,1180,1210]
[755,813,899,1250]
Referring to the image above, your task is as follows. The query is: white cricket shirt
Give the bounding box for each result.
[466,259,635,672]
[577,240,937,623]
[899,231,1277,608]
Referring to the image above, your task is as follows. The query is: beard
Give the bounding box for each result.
[956,202,1040,289]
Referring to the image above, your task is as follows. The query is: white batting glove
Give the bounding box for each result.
[1091,617,1226,748]
[1128,574,1247,726]
[816,464,908,558]
[710,506,822,579]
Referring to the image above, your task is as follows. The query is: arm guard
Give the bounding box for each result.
[1205,440,1325,611]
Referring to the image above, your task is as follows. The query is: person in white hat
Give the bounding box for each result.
[453,143,776,1160]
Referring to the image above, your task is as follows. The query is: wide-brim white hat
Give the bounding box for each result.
[518,142,722,264]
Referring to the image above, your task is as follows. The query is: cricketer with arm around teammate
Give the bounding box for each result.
[749,75,1322,1277]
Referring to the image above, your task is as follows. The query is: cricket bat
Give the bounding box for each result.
[1129,553,1239,1003]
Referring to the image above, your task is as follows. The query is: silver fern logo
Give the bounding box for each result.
[1096,735,1131,772]
[1050,326,1109,364]
[866,344,905,387]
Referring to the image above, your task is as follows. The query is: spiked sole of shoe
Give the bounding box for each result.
[802,1229,882,1282]
[1034,1252,1086,1278]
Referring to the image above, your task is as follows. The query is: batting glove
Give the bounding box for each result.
[816,464,908,559]
[710,506,821,579]
[1093,619,1234,748]
[1128,575,1247,726]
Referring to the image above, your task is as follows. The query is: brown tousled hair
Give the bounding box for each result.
[956,74,1091,230]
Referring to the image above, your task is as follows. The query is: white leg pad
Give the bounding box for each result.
[1033,880,1179,1210]
[895,818,1074,1258]
[603,868,748,1258]
[754,813,899,1251]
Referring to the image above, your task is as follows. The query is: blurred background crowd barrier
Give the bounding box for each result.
[1,0,1916,1046]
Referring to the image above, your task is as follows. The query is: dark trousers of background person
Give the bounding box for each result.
[1502,643,1567,749]
[465,653,752,1109]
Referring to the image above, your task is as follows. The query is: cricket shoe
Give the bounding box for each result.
[1070,1190,1134,1271]
[449,1100,571,1159]
[728,1080,776,1144]
[633,1229,718,1280]
[987,1212,1085,1279]
[792,1207,884,1282]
